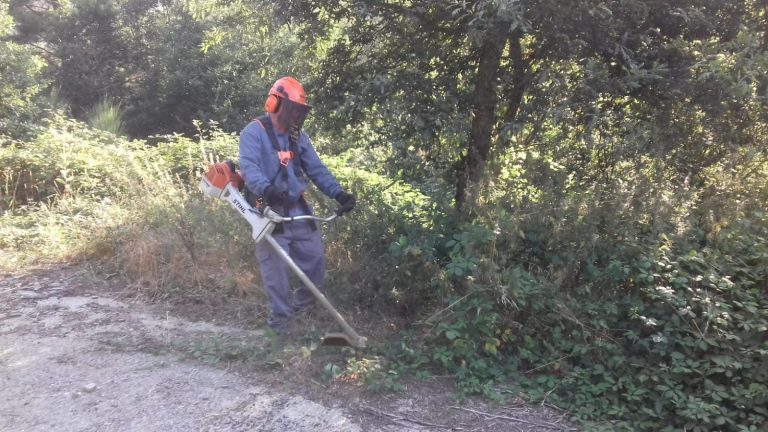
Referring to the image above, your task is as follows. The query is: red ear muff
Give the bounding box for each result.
[264,94,281,113]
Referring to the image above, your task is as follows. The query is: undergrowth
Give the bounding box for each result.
[2,116,767,431]
[361,154,768,431]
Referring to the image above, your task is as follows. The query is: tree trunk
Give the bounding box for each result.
[759,4,768,119]
[455,29,507,211]
[504,31,528,125]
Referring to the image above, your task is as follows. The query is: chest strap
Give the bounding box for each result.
[277,150,294,166]
[254,115,303,179]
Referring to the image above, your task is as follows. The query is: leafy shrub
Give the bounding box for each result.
[320,153,444,313]
[0,4,46,138]
[0,117,256,303]
[391,151,768,431]
[0,114,147,210]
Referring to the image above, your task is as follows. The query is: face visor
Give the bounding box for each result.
[276,97,311,130]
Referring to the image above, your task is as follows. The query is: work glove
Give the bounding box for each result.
[263,185,287,207]
[335,191,356,215]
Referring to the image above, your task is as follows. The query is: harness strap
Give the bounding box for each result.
[255,115,303,178]
[277,150,294,167]
[252,116,315,231]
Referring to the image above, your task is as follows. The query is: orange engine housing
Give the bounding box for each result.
[203,161,244,191]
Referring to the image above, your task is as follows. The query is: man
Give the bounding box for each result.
[238,76,356,334]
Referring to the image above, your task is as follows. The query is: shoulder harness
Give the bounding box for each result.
[254,115,305,183]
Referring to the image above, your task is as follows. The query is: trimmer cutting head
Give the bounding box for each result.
[321,332,367,349]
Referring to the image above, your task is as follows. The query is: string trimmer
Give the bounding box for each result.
[199,161,367,349]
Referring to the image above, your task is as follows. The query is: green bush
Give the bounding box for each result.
[388,151,768,431]
[320,152,445,313]
[0,3,46,138]
[0,114,145,210]
[0,117,250,294]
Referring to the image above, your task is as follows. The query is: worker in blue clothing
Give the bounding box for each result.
[238,76,356,334]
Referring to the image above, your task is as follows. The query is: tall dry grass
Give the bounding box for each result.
[0,116,265,310]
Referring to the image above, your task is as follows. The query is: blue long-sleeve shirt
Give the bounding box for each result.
[238,118,343,204]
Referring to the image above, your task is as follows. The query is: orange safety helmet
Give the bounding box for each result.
[264,76,308,112]
[264,77,312,131]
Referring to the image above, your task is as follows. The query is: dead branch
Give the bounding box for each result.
[361,404,464,430]
[449,406,575,431]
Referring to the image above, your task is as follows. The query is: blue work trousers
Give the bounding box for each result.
[255,208,325,331]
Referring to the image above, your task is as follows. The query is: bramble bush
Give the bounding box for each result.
[319,150,443,313]
[386,152,768,431]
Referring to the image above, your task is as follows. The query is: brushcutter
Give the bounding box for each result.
[199,161,367,349]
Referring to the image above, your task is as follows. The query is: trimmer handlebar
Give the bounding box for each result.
[259,208,340,224]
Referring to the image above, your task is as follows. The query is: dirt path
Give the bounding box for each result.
[0,264,575,432]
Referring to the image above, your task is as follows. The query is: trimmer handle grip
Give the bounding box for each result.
[264,208,339,223]
[335,203,355,217]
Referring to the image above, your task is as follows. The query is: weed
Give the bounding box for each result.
[179,336,267,364]
[86,98,126,137]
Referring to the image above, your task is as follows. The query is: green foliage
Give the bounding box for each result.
[36,0,134,116]
[0,113,143,210]
[431,293,511,398]
[0,115,245,292]
[385,152,768,430]
[7,0,318,136]
[318,151,444,313]
[0,1,46,137]
[152,120,238,179]
[183,336,266,364]
[613,232,768,430]
[320,362,343,382]
[0,115,154,267]
[86,98,126,136]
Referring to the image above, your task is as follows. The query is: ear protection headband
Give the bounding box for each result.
[264,84,291,113]
[264,93,281,113]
